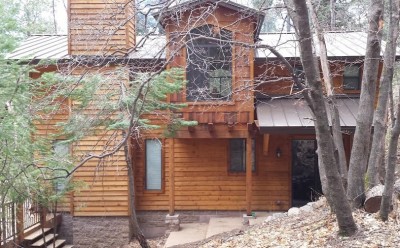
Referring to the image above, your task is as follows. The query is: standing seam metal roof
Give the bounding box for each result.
[7,32,394,60]
[256,98,360,133]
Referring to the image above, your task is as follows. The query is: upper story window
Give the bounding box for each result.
[186,25,232,101]
[343,65,361,90]
[292,65,304,91]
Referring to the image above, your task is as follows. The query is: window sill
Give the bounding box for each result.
[144,189,165,194]
[187,101,236,106]
[228,171,257,176]
[343,90,361,94]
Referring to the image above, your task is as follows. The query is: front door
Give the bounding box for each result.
[291,139,322,207]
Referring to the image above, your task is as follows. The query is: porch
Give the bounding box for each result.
[0,200,71,248]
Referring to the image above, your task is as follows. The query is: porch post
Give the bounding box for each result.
[168,138,175,215]
[16,203,24,243]
[245,137,252,216]
[166,138,180,231]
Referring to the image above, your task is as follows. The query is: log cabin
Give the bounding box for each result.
[6,0,386,246]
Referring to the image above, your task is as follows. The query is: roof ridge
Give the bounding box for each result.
[29,34,67,37]
[259,30,364,35]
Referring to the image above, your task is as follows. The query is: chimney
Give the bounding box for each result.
[68,0,135,56]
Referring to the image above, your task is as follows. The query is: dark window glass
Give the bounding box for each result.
[292,65,304,91]
[229,139,255,172]
[343,65,361,90]
[186,25,232,101]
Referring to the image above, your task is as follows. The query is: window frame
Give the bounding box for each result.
[228,138,256,174]
[52,140,71,192]
[343,65,361,90]
[186,25,233,102]
[144,139,164,193]
[292,65,304,91]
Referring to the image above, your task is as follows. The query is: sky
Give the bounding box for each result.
[55,0,68,34]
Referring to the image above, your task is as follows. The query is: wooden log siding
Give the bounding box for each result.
[69,66,130,216]
[134,136,291,211]
[164,5,256,126]
[69,0,135,56]
[254,61,382,96]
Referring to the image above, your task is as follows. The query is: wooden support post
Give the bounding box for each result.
[70,192,75,216]
[246,137,252,216]
[16,203,24,243]
[228,122,234,132]
[263,134,270,156]
[169,138,175,216]
[188,126,195,133]
[208,123,215,133]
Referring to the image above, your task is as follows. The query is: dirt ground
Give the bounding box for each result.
[124,199,400,248]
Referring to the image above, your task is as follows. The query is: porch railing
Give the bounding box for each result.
[1,201,16,243]
[23,199,41,230]
[0,199,41,245]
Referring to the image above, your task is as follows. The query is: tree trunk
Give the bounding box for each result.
[124,137,150,248]
[380,88,400,221]
[285,0,357,236]
[347,0,384,208]
[330,0,336,29]
[367,0,400,189]
[307,0,348,187]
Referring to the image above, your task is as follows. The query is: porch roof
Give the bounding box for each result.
[256,98,359,134]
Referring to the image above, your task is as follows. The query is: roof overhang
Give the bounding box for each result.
[256,98,359,134]
[153,0,265,40]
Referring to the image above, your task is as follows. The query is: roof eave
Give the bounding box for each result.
[153,0,265,40]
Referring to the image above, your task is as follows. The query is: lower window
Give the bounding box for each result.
[229,139,255,172]
[145,139,162,190]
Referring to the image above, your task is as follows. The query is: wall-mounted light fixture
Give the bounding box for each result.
[276,147,282,158]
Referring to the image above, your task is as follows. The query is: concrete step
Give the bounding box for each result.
[31,233,58,247]
[45,239,65,248]
[24,228,52,241]
[63,245,74,248]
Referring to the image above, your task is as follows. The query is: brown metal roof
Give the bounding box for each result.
[8,32,396,61]
[256,98,359,133]
[6,35,69,60]
[256,32,400,58]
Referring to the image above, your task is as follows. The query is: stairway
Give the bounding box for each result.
[23,226,73,248]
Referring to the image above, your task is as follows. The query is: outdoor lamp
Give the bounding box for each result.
[276,147,282,158]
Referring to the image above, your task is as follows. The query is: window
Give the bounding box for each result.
[145,139,162,190]
[53,141,69,158]
[186,25,232,101]
[52,141,70,192]
[229,139,255,172]
[343,65,361,90]
[292,65,304,91]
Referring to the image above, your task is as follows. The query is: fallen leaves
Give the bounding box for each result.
[197,200,400,248]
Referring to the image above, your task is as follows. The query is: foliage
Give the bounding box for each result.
[0,60,74,206]
[58,67,194,142]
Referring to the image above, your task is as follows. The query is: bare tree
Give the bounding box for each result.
[307,0,348,187]
[379,0,400,220]
[283,0,357,236]
[347,0,384,208]
[367,0,400,190]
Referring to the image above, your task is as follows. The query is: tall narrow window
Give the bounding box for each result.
[186,25,232,101]
[53,140,70,192]
[229,139,255,172]
[343,65,361,90]
[145,139,162,190]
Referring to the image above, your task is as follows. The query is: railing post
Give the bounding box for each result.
[1,204,6,245]
[16,203,24,244]
[40,205,47,227]
[11,203,16,243]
